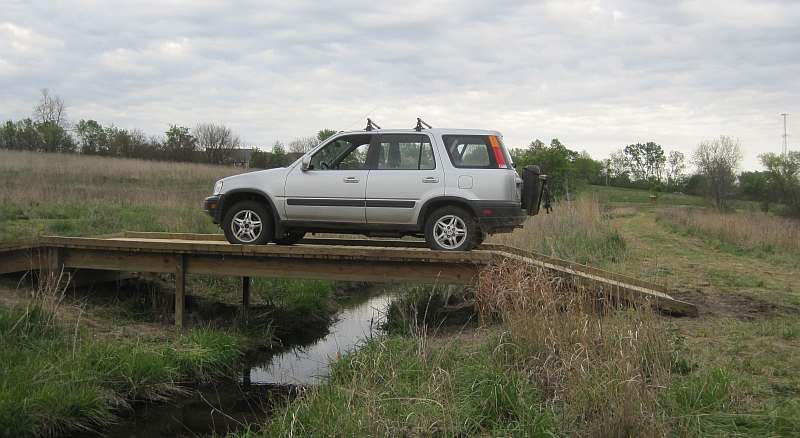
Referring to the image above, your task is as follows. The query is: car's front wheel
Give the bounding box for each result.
[424,206,478,251]
[222,201,273,245]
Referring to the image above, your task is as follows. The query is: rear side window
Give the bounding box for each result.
[375,134,435,170]
[444,135,510,168]
[443,136,491,168]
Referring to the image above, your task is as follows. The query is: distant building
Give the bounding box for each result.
[227,148,254,167]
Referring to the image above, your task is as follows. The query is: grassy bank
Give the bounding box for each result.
[0,291,240,437]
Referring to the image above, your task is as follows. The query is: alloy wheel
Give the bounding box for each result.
[433,214,467,250]
[230,209,263,243]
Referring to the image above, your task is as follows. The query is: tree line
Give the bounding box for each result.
[0,89,334,166]
[512,136,799,217]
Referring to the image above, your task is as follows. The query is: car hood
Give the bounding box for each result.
[219,167,291,194]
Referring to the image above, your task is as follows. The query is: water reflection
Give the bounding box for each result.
[248,293,393,384]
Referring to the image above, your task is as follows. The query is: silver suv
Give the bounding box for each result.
[204,121,548,251]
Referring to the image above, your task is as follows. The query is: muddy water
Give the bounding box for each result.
[101,292,394,437]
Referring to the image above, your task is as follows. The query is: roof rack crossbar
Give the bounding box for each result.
[414,118,432,131]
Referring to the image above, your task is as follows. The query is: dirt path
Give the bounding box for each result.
[605,208,800,319]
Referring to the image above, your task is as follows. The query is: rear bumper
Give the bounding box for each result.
[470,201,525,233]
[204,195,223,224]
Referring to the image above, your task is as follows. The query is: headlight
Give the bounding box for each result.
[213,180,223,194]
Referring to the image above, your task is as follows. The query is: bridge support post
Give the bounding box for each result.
[175,254,186,328]
[41,247,64,291]
[241,276,251,322]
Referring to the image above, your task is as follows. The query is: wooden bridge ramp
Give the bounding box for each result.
[0,231,697,327]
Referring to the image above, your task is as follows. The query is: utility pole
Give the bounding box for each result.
[781,113,789,156]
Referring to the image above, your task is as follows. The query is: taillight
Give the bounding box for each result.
[488,135,507,168]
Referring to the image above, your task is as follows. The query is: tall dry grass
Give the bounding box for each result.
[0,150,245,241]
[476,260,673,436]
[657,207,800,255]
[490,195,626,265]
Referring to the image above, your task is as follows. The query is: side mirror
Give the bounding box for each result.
[301,156,311,171]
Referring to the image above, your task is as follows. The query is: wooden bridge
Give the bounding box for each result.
[0,232,698,326]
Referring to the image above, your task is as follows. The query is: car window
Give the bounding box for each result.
[310,134,371,170]
[442,135,495,168]
[375,134,435,170]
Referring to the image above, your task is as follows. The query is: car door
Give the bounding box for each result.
[284,134,373,223]
[365,133,443,224]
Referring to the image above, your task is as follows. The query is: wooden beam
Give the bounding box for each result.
[175,254,186,328]
[184,255,478,284]
[0,249,43,274]
[61,249,178,273]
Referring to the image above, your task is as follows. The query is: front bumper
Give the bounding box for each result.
[204,195,223,224]
[470,201,526,233]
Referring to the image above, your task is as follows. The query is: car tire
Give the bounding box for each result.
[273,231,306,245]
[424,206,478,251]
[222,201,273,245]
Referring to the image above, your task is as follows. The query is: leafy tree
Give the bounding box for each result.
[666,150,686,189]
[693,136,742,209]
[760,152,800,217]
[607,150,629,181]
[0,121,20,150]
[37,121,75,153]
[317,129,337,142]
[512,138,583,197]
[623,142,666,182]
[76,119,108,155]
[163,125,197,162]
[249,149,271,169]
[14,119,42,151]
[738,170,773,211]
[573,151,603,185]
[105,126,135,157]
[271,141,288,167]
[684,173,707,197]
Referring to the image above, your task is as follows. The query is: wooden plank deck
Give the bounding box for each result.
[0,232,698,326]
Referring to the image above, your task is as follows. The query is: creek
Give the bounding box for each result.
[101,292,394,437]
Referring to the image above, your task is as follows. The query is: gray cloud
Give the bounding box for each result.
[1,0,798,168]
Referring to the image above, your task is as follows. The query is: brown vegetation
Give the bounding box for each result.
[490,195,626,265]
[476,260,672,436]
[657,207,800,255]
[0,149,244,241]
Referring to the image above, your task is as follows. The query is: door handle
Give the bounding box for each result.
[343,176,360,183]
[422,177,439,183]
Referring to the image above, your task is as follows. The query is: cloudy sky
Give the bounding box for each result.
[1,0,797,168]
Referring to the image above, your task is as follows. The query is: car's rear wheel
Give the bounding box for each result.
[222,201,273,245]
[273,231,306,245]
[424,206,478,251]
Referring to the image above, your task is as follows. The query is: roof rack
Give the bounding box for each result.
[414,118,432,131]
[364,118,381,131]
